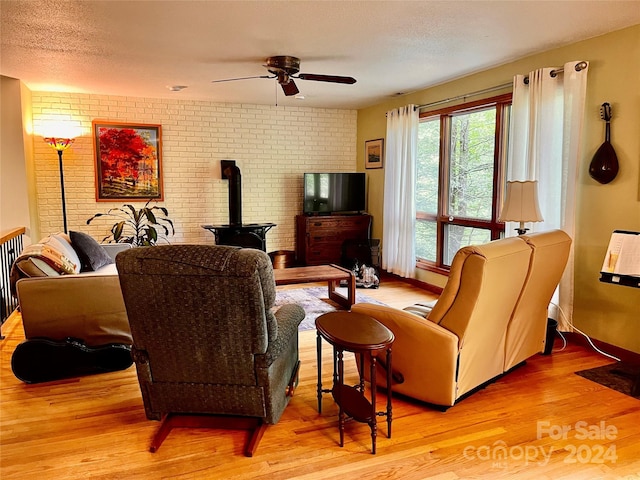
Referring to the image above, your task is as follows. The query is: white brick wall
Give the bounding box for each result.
[31,93,357,251]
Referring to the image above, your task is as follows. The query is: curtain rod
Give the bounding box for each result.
[413,83,511,111]
[414,60,588,112]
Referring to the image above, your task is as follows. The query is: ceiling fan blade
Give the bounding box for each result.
[281,79,299,96]
[298,73,357,84]
[211,75,273,83]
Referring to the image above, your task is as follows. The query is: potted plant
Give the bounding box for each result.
[87,200,175,246]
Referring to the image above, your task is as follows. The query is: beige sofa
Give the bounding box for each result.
[352,229,571,409]
[13,233,132,346]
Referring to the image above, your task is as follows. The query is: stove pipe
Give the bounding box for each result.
[223,164,242,225]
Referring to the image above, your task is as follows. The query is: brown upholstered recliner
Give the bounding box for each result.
[116,244,305,455]
[352,230,571,409]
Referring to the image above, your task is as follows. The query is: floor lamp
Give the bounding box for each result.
[44,137,75,234]
[498,180,544,235]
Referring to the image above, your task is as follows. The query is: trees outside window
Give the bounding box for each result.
[415,94,512,271]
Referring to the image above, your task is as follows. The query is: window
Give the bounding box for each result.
[415,94,512,271]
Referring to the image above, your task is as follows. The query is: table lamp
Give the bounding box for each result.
[499,180,544,235]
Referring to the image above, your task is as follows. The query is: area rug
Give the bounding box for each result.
[274,286,387,332]
[575,362,640,399]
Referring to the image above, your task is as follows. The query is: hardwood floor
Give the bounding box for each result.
[1,278,639,479]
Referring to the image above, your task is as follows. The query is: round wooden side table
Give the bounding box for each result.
[315,311,394,454]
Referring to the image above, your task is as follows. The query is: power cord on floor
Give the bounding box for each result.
[550,302,621,362]
[570,324,620,361]
[556,329,568,351]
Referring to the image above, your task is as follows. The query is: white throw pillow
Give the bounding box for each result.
[41,233,81,274]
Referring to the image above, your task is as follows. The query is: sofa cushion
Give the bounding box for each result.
[70,231,114,272]
[17,240,78,275]
[14,257,62,278]
[82,263,119,276]
[9,237,77,295]
[45,234,82,274]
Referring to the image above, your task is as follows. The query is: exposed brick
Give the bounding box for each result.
[31,93,357,251]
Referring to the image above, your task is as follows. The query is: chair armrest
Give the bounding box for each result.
[352,303,460,406]
[256,304,305,368]
[16,274,132,346]
[274,303,305,331]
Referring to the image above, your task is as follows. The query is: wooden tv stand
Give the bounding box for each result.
[296,214,372,266]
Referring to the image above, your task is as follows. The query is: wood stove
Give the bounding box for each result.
[202,161,275,251]
[202,223,275,251]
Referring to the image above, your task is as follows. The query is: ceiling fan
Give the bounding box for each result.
[211,55,357,96]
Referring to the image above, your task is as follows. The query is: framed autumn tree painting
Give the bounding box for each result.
[92,121,163,201]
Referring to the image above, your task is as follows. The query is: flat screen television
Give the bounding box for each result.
[303,172,366,214]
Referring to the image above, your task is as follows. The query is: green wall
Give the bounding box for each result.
[357,25,640,353]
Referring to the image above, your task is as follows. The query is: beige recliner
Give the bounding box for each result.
[504,230,572,370]
[352,230,571,409]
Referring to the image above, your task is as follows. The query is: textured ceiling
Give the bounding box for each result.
[2,1,639,109]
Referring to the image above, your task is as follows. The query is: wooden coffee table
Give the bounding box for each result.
[273,264,356,309]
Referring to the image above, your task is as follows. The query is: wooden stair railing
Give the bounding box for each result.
[1,227,25,338]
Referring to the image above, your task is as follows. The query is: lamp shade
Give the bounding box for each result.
[499,180,544,223]
[44,137,74,152]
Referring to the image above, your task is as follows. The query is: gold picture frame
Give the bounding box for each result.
[93,121,163,201]
[365,138,384,169]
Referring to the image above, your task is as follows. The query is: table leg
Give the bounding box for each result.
[386,348,393,438]
[327,265,356,309]
[370,353,377,455]
[337,349,345,448]
[359,352,365,392]
[345,271,356,307]
[316,331,322,413]
[332,345,338,387]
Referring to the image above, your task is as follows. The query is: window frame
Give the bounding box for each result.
[416,93,512,274]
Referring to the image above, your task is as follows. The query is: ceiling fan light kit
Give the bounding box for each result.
[265,55,301,76]
[212,55,356,97]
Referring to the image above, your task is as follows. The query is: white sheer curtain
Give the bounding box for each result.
[382,105,419,278]
[506,61,589,330]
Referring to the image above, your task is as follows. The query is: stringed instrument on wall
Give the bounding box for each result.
[589,102,619,184]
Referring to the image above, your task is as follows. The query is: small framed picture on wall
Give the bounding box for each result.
[365,138,384,169]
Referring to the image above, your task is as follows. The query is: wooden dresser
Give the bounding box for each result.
[296,214,372,266]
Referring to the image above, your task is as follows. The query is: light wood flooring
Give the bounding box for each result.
[1,278,639,479]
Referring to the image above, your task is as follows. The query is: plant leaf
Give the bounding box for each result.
[113,221,125,242]
[146,209,157,224]
[123,204,138,222]
[86,213,103,224]
[155,206,169,217]
[159,217,175,234]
